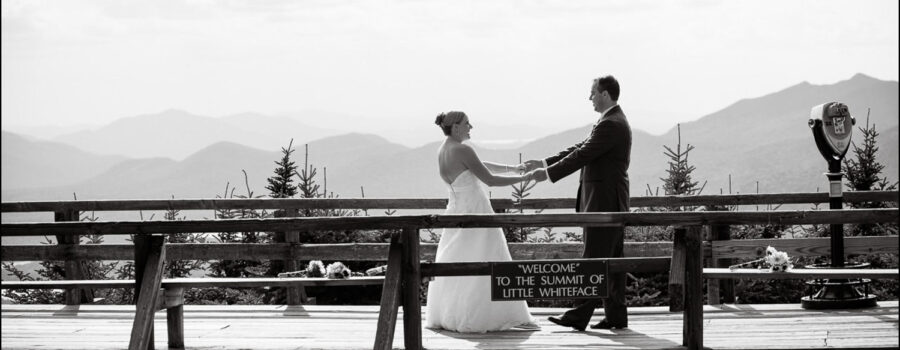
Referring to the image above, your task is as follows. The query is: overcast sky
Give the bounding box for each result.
[2,0,898,138]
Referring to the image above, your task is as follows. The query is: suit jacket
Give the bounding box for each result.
[545,105,631,213]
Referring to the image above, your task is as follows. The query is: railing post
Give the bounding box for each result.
[285,208,305,305]
[274,208,306,305]
[54,209,92,305]
[668,226,686,312]
[402,227,422,350]
[683,226,704,350]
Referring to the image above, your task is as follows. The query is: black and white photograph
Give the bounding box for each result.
[2,1,898,349]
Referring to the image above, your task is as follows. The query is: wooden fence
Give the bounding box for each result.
[0,191,900,305]
[2,190,896,305]
[2,191,898,350]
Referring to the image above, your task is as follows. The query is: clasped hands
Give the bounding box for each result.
[514,159,548,182]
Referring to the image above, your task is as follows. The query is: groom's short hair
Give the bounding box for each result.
[595,75,620,101]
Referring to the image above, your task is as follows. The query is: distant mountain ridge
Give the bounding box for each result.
[51,109,342,160]
[2,74,897,205]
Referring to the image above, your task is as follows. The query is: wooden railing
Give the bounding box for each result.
[3,191,897,304]
[2,191,898,350]
[2,190,896,212]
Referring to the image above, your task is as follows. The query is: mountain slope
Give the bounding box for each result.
[1,131,127,191]
[655,73,899,194]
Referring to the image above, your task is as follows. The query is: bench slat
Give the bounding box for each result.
[1,277,385,290]
[704,268,899,280]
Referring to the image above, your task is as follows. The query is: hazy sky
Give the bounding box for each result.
[3,0,898,137]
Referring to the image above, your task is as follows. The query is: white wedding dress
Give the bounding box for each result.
[424,170,537,332]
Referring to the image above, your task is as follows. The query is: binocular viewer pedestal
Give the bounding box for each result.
[800,262,878,309]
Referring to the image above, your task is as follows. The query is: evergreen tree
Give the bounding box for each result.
[296,144,321,201]
[842,110,899,236]
[843,111,898,194]
[660,124,703,208]
[266,139,299,199]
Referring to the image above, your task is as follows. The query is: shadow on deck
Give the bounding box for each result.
[2,301,898,349]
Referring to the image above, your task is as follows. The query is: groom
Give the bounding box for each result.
[524,75,631,331]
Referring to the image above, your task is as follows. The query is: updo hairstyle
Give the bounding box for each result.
[434,111,467,136]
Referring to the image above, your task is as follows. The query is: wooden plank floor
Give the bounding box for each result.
[2,301,897,349]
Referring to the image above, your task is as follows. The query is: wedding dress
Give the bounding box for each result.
[424,170,538,332]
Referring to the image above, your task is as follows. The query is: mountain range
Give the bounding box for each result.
[2,74,897,207]
[50,110,342,160]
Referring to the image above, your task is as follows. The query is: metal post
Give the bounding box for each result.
[826,160,844,268]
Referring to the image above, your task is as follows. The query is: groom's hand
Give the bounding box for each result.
[513,163,527,173]
[523,160,543,172]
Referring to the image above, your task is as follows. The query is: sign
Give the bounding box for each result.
[490,259,609,301]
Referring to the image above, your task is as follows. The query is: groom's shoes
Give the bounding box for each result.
[547,315,587,332]
[590,318,627,330]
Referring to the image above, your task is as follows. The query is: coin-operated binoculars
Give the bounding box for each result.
[804,102,876,309]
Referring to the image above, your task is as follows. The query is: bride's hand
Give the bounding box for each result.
[514,163,527,173]
[526,169,548,183]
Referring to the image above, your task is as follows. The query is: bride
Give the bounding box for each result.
[425,111,542,332]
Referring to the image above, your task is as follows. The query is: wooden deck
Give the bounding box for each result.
[2,301,897,349]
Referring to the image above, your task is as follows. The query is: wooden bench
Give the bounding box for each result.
[666,224,900,350]
[1,276,386,349]
[678,262,900,349]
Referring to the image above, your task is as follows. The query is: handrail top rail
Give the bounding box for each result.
[2,208,896,236]
[0,276,388,289]
[2,190,897,213]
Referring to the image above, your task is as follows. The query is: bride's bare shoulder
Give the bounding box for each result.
[442,142,473,154]
[454,142,475,151]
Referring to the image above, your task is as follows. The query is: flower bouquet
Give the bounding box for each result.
[278,260,358,278]
[729,246,794,272]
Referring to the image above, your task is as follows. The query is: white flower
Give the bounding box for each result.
[306,260,326,278]
[326,262,352,279]
[772,252,788,265]
[762,246,793,272]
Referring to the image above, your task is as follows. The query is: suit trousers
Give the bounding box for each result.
[562,225,627,326]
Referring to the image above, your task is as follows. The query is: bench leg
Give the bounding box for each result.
[374,233,403,350]
[165,287,185,349]
[130,236,166,350]
[669,227,686,312]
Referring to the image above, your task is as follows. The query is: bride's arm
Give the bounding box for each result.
[460,146,531,186]
[482,161,520,174]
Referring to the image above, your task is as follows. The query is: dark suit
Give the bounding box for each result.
[544,105,631,327]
